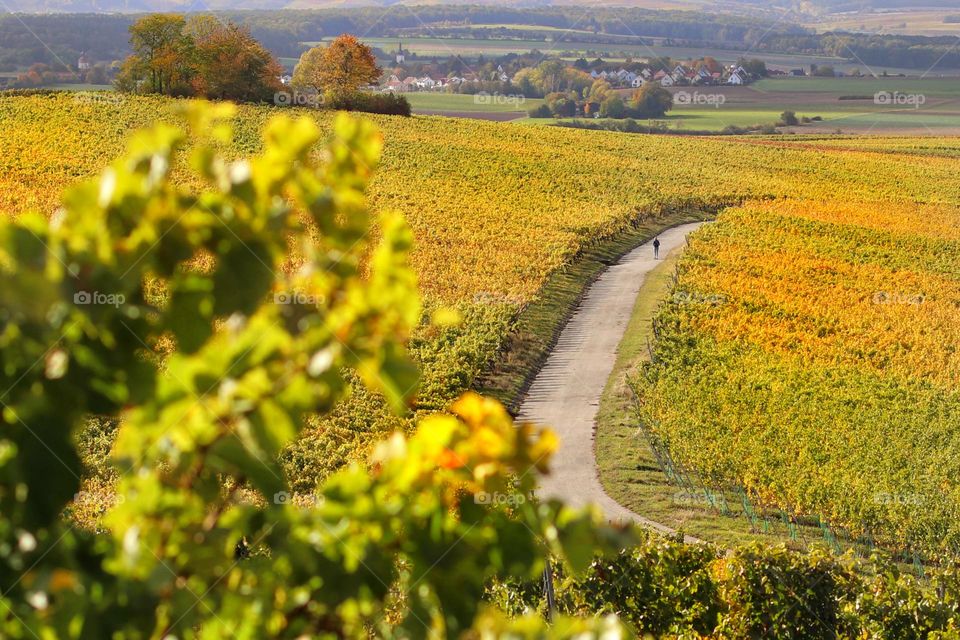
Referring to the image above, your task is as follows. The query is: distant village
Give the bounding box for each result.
[365,43,773,95]
[2,51,117,89]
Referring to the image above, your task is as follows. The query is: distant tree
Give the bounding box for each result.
[587,78,613,103]
[513,69,538,98]
[118,13,193,95]
[528,103,552,118]
[737,57,768,77]
[648,56,673,71]
[813,65,835,77]
[629,83,673,118]
[599,96,626,119]
[545,91,577,118]
[85,64,109,84]
[294,34,381,98]
[187,16,283,102]
[292,46,327,91]
[780,110,799,125]
[573,57,589,70]
[525,59,592,97]
[699,56,723,74]
[449,56,467,74]
[532,59,565,94]
[116,13,282,102]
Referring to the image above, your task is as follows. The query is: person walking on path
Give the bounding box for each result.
[653,237,661,259]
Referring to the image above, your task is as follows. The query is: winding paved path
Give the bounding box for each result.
[518,223,704,540]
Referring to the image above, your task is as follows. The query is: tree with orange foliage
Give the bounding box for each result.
[294,34,381,98]
[187,15,283,102]
[116,13,282,102]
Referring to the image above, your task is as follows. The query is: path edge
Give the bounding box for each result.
[475,209,717,416]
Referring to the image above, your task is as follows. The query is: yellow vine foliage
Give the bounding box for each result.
[3,93,960,306]
[639,196,960,553]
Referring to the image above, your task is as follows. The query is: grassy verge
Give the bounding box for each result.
[404,92,542,113]
[593,243,844,550]
[475,209,708,414]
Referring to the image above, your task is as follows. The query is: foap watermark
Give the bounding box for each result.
[872,291,925,305]
[74,291,125,308]
[473,291,525,306]
[73,490,126,506]
[273,491,325,508]
[474,91,526,107]
[873,491,924,506]
[874,91,926,109]
[274,91,323,108]
[274,291,325,306]
[73,91,125,106]
[673,290,726,306]
[474,491,526,506]
[672,490,713,508]
[673,91,726,108]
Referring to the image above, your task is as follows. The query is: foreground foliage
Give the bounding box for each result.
[115,14,283,101]
[0,104,639,637]
[498,541,960,639]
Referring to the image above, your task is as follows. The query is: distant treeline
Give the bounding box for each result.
[757,32,960,71]
[805,0,960,8]
[0,14,131,71]
[1,7,958,72]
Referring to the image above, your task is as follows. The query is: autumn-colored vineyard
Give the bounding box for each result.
[3,92,960,547]
[636,197,960,554]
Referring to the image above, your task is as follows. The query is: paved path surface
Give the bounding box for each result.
[517,223,704,540]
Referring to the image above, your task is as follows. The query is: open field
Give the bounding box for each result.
[662,106,960,134]
[308,36,565,57]
[408,77,960,132]
[673,78,960,133]
[755,77,960,94]
[632,44,935,75]
[455,23,603,35]
[807,10,960,37]
[528,110,960,135]
[602,78,960,134]
[403,92,541,117]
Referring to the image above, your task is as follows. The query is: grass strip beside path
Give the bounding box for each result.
[594,244,810,548]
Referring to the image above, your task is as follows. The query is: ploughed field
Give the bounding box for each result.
[2,92,959,551]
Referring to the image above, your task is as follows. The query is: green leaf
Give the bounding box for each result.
[208,434,284,500]
[212,241,274,317]
[168,274,214,354]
